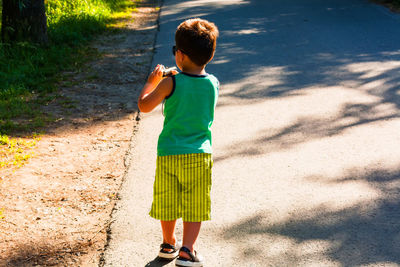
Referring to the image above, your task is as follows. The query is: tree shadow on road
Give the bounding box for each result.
[214,100,399,162]
[221,169,400,266]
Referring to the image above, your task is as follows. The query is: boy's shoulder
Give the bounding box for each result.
[206,73,219,88]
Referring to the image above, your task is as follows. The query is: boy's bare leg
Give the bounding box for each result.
[161,220,177,246]
[180,221,201,258]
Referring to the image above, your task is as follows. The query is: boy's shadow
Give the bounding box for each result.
[144,256,175,267]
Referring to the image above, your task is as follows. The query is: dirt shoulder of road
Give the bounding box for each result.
[0,0,160,266]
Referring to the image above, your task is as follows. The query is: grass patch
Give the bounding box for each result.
[0,0,139,169]
[107,3,139,29]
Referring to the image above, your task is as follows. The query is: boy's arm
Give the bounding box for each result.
[138,64,176,113]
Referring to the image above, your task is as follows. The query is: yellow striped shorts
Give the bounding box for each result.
[149,153,213,222]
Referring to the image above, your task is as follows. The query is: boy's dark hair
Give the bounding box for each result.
[175,18,219,66]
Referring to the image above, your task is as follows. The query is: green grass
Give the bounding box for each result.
[0,0,138,136]
[0,0,139,170]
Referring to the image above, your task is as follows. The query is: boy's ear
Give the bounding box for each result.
[179,49,186,60]
[175,49,183,62]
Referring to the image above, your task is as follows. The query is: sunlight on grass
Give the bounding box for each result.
[107,1,139,29]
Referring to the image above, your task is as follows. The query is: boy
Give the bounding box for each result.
[137,18,219,267]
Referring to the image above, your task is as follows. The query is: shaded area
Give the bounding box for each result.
[39,20,156,135]
[222,169,400,266]
[2,237,98,266]
[145,256,175,267]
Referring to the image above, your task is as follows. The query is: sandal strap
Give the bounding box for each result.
[160,243,176,251]
[179,246,199,262]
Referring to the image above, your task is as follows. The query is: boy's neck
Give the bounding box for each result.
[181,64,206,76]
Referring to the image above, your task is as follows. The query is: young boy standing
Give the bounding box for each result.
[137,18,219,267]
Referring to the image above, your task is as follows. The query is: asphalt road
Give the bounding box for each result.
[102,0,400,266]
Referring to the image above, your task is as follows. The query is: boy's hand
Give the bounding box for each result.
[147,64,165,86]
[138,64,175,113]
[163,67,178,77]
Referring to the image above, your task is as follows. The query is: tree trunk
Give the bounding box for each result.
[1,0,48,45]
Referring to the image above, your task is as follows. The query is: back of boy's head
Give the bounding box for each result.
[175,18,219,66]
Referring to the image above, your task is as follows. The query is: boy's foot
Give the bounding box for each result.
[158,241,182,259]
[175,246,203,267]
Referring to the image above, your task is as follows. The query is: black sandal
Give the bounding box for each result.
[175,246,203,267]
[158,242,180,259]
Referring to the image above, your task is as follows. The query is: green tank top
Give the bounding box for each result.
[157,72,219,156]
